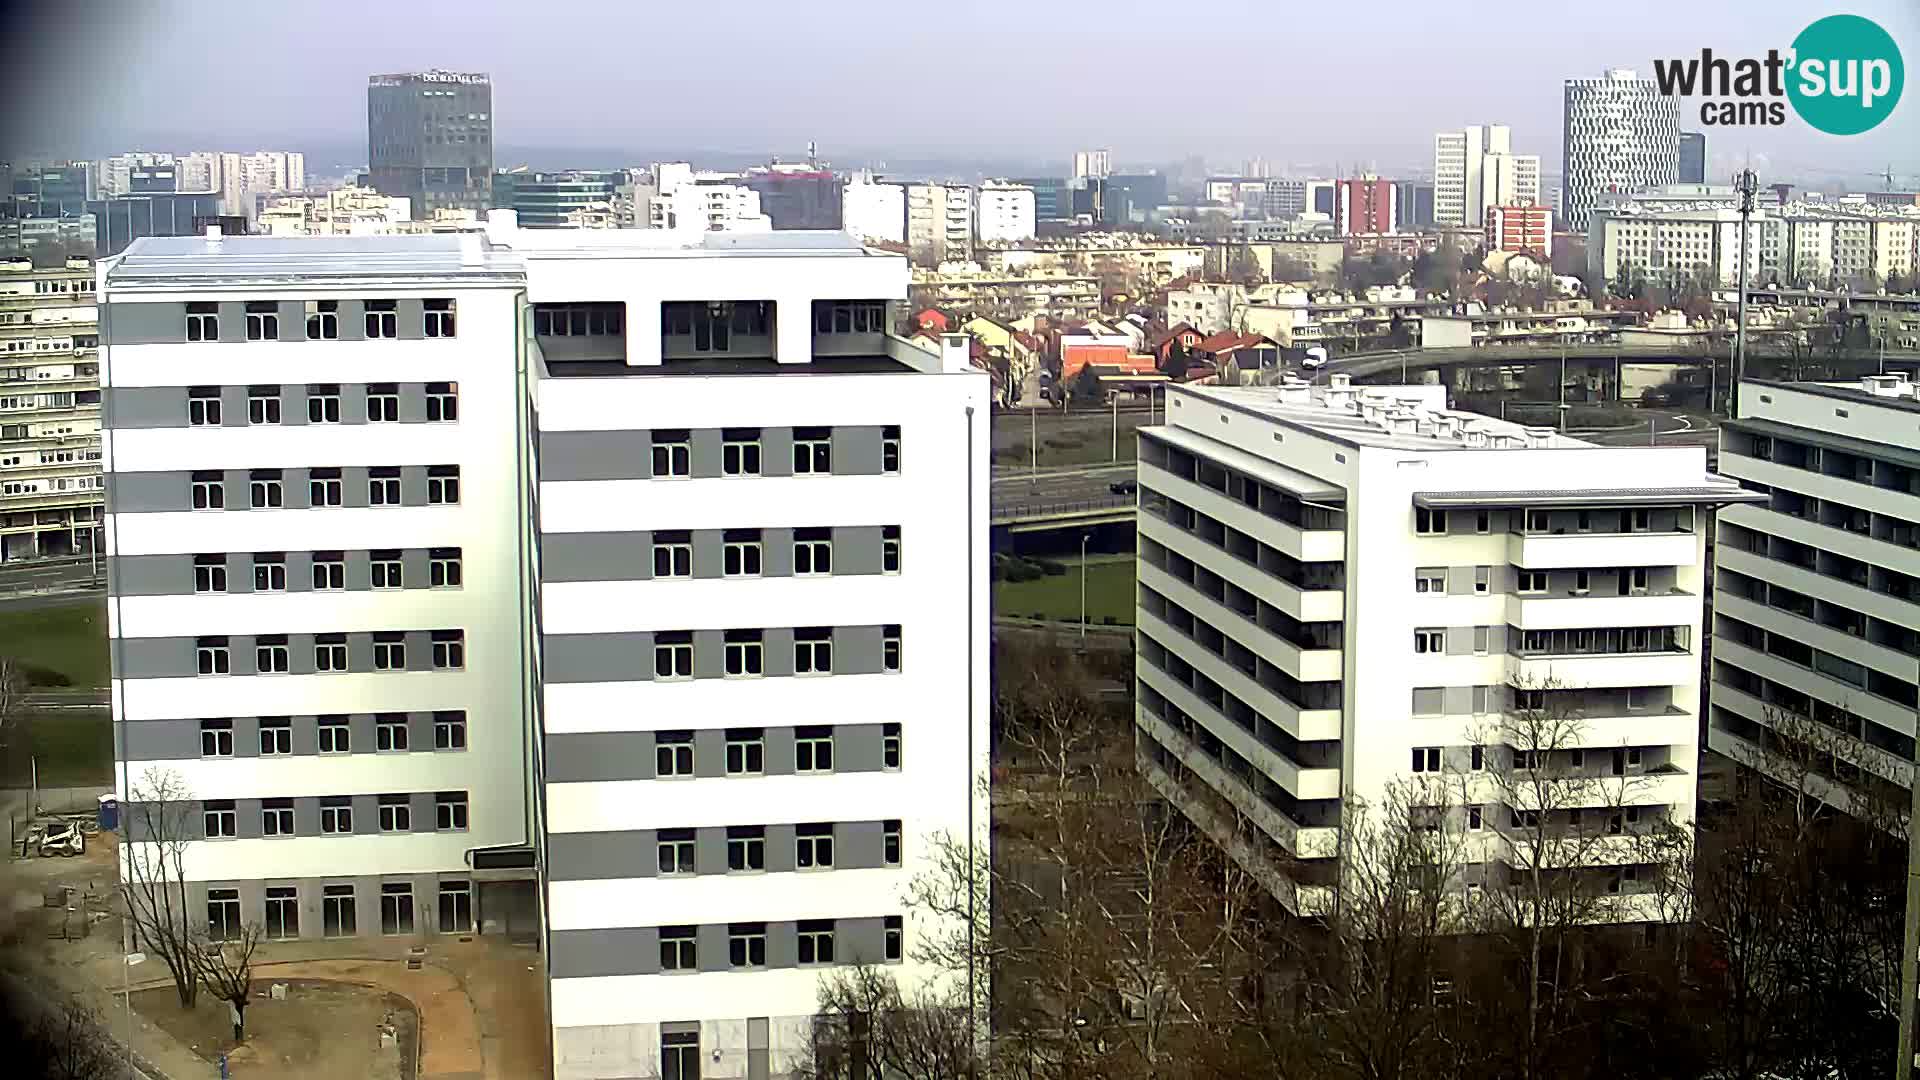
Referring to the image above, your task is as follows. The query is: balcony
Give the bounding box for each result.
[1139,561,1342,683]
[1139,610,1342,744]
[1135,707,1339,859]
[1138,748,1324,915]
[1507,530,1697,570]
[1136,657,1342,797]
[1141,460,1343,563]
[1139,513,1344,623]
[1507,651,1697,691]
[1506,590,1698,630]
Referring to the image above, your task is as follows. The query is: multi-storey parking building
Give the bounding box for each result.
[1,256,103,561]
[102,215,990,1079]
[1133,376,1758,919]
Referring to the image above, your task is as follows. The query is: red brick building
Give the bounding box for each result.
[1335,177,1397,236]
[1485,204,1553,257]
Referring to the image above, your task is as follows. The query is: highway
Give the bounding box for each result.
[0,555,102,595]
[992,463,1136,525]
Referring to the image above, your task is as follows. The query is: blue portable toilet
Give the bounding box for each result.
[97,794,118,832]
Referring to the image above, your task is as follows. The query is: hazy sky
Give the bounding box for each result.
[3,0,1917,182]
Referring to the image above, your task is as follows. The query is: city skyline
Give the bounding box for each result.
[2,0,1916,185]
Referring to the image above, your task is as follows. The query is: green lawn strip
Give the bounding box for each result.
[3,709,113,788]
[995,559,1137,624]
[0,598,109,688]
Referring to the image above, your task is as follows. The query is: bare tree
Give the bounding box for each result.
[200,922,264,1041]
[13,991,120,1080]
[0,655,25,764]
[799,965,977,1080]
[121,766,204,1007]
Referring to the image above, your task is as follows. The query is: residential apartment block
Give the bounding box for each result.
[1134,377,1757,918]
[1433,124,1541,229]
[1712,376,1920,819]
[1,256,102,561]
[102,216,990,1080]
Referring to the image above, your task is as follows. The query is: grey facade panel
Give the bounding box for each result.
[540,431,651,482]
[691,529,724,579]
[107,472,188,514]
[105,387,189,429]
[696,923,730,973]
[116,636,196,679]
[540,532,651,583]
[762,528,794,576]
[110,554,190,596]
[689,428,723,480]
[547,831,655,881]
[397,299,426,341]
[545,732,655,783]
[838,916,889,966]
[550,927,658,979]
[693,729,726,779]
[1442,686,1474,715]
[105,302,186,344]
[834,626,884,675]
[764,824,797,874]
[695,826,727,875]
[543,632,653,684]
[121,719,198,761]
[276,301,304,341]
[761,628,794,679]
[400,466,429,508]
[1412,687,1444,715]
[409,792,437,834]
[833,426,884,475]
[1445,628,1473,656]
[215,303,246,344]
[761,427,794,478]
[335,300,366,343]
[836,820,886,870]
[352,795,380,835]
[836,724,886,773]
[834,527,882,576]
[219,386,248,427]
[692,630,724,680]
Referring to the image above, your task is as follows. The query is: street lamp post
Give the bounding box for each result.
[1111,393,1119,462]
[1079,533,1091,641]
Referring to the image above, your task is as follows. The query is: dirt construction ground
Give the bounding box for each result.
[132,978,412,1079]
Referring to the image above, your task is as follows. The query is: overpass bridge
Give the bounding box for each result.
[992,464,1136,532]
[1320,342,1920,380]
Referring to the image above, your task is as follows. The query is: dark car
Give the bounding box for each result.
[1109,479,1138,495]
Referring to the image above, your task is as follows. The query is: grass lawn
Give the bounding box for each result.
[995,557,1136,625]
[0,597,108,688]
[2,709,112,787]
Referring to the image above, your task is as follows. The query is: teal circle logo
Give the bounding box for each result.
[1787,14,1903,135]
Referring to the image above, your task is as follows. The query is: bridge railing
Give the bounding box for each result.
[991,494,1136,523]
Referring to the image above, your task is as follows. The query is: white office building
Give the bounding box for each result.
[1433,125,1541,228]
[1712,376,1920,820]
[1134,377,1757,919]
[647,173,773,233]
[102,215,990,1079]
[1,256,103,562]
[1074,149,1112,180]
[841,172,906,245]
[976,181,1037,245]
[1562,69,1680,233]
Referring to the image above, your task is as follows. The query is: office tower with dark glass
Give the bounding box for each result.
[367,71,494,219]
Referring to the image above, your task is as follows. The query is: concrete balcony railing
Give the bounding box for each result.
[1138,561,1343,684]
[1139,513,1343,623]
[1506,591,1698,631]
[1506,650,1698,691]
[1140,460,1344,564]
[1136,748,1335,918]
[1136,659,1342,801]
[1138,609,1343,744]
[1507,530,1698,570]
[1135,709,1339,859]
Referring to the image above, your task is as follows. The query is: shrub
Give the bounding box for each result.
[16,662,70,688]
[1035,559,1067,577]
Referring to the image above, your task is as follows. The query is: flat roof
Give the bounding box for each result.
[105,234,524,287]
[495,227,883,259]
[1414,486,1765,509]
[1142,425,1345,503]
[1749,377,1920,415]
[541,355,917,378]
[1184,384,1570,452]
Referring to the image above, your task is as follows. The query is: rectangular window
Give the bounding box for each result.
[423,298,456,338]
[883,723,902,769]
[723,429,762,476]
[655,731,694,778]
[796,823,835,869]
[438,880,471,933]
[309,467,343,506]
[1626,567,1648,595]
[429,547,462,588]
[722,530,762,577]
[196,636,231,675]
[1473,627,1490,656]
[1411,746,1441,772]
[659,926,696,971]
[248,470,283,509]
[245,302,279,342]
[312,551,345,590]
[793,427,833,474]
[1414,568,1445,593]
[318,715,349,752]
[262,798,294,836]
[1413,629,1444,654]
[1475,511,1491,534]
[727,826,766,872]
[1471,745,1484,771]
[1628,508,1652,532]
[651,430,691,478]
[322,884,356,936]
[207,888,241,941]
[252,552,286,592]
[882,525,901,574]
[426,381,458,422]
[794,528,832,575]
[368,467,401,506]
[796,726,834,773]
[185,302,219,343]
[883,626,902,673]
[378,795,412,832]
[1475,566,1491,595]
[1468,806,1483,831]
[366,383,400,423]
[364,299,398,338]
[307,384,341,423]
[724,629,764,678]
[1517,570,1549,594]
[729,922,768,968]
[434,710,467,750]
[204,800,237,838]
[652,532,692,578]
[662,1032,699,1080]
[435,792,468,831]
[431,630,465,670]
[372,632,406,670]
[885,915,903,962]
[200,718,233,757]
[193,554,227,594]
[427,465,460,504]
[884,819,902,866]
[1526,509,1550,533]
[191,472,225,510]
[305,300,338,340]
[657,828,696,875]
[726,729,764,776]
[1415,507,1446,535]
[794,627,833,675]
[247,385,281,425]
[1573,570,1591,595]
[259,716,292,754]
[370,550,403,589]
[797,920,836,965]
[882,425,901,474]
[380,883,414,935]
[654,631,693,680]
[376,714,409,752]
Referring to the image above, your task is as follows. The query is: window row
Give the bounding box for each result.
[192,630,466,676]
[645,527,900,579]
[185,299,455,342]
[648,425,900,479]
[652,820,904,875]
[1414,565,1657,597]
[650,627,902,680]
[189,465,460,510]
[205,879,472,941]
[193,548,462,593]
[199,791,469,838]
[197,712,467,757]
[1407,743,1654,777]
[649,916,904,972]
[1412,505,1688,537]
[185,381,458,426]
[648,724,903,777]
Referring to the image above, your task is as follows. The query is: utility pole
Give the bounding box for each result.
[1078,533,1091,641]
[1733,167,1758,421]
[1029,400,1037,483]
[1111,392,1119,462]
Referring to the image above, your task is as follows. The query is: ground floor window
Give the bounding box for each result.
[322,884,356,937]
[662,1030,700,1080]
[438,880,472,933]
[380,883,414,935]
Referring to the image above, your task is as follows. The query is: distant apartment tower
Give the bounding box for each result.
[1486,204,1553,257]
[905,184,972,266]
[1136,378,1757,919]
[1678,132,1706,185]
[842,173,906,244]
[1562,69,1680,233]
[976,181,1036,244]
[743,165,844,230]
[1073,149,1112,180]
[1434,125,1541,228]
[1335,177,1397,236]
[1265,179,1308,219]
[368,70,494,218]
[0,256,101,561]
[216,152,308,219]
[497,171,618,229]
[1712,375,1920,821]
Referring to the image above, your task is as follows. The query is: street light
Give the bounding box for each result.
[1079,533,1092,641]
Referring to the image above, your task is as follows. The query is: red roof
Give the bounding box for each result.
[1194,331,1275,355]
[1063,343,1158,379]
[913,309,949,332]
[1151,322,1198,350]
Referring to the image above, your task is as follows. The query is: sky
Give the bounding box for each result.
[2,0,1917,185]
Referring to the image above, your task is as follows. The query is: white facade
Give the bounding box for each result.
[1136,378,1755,920]
[647,173,773,233]
[212,151,307,218]
[96,152,174,197]
[1074,149,1112,180]
[1562,69,1680,232]
[0,257,102,562]
[842,172,906,245]
[976,181,1037,245]
[103,217,991,1080]
[1434,125,1542,228]
[1713,376,1920,820]
[905,184,973,266]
